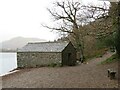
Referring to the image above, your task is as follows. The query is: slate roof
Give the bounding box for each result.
[17,41,69,52]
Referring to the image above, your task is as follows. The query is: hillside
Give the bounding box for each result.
[0,37,46,51]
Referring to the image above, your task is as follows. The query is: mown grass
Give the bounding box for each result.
[100,54,119,64]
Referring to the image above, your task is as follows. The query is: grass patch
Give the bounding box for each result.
[100,54,119,64]
[48,62,62,67]
[85,48,108,61]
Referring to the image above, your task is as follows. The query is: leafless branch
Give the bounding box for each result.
[41,24,73,34]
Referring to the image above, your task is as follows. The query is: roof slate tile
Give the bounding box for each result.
[18,41,69,52]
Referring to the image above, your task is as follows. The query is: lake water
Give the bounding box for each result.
[0,53,17,76]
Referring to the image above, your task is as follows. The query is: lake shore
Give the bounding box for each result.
[0,53,17,76]
[0,70,19,77]
[0,51,16,53]
[2,52,118,88]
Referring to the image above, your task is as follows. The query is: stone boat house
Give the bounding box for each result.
[17,41,76,68]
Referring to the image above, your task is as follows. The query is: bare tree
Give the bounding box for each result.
[42,0,85,62]
[43,0,110,62]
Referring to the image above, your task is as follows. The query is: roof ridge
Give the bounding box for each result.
[28,41,69,44]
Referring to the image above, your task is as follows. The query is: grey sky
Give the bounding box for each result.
[0,0,109,42]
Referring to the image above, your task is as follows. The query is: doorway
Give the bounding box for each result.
[68,53,72,65]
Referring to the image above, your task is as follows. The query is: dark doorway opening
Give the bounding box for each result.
[68,53,72,65]
[68,53,71,60]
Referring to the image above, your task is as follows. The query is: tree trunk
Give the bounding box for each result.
[74,30,85,63]
[80,46,84,63]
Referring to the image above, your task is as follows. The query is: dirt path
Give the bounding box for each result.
[2,52,118,88]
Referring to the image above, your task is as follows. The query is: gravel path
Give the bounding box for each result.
[2,52,118,88]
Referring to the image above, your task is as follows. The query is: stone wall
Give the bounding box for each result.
[17,52,62,68]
